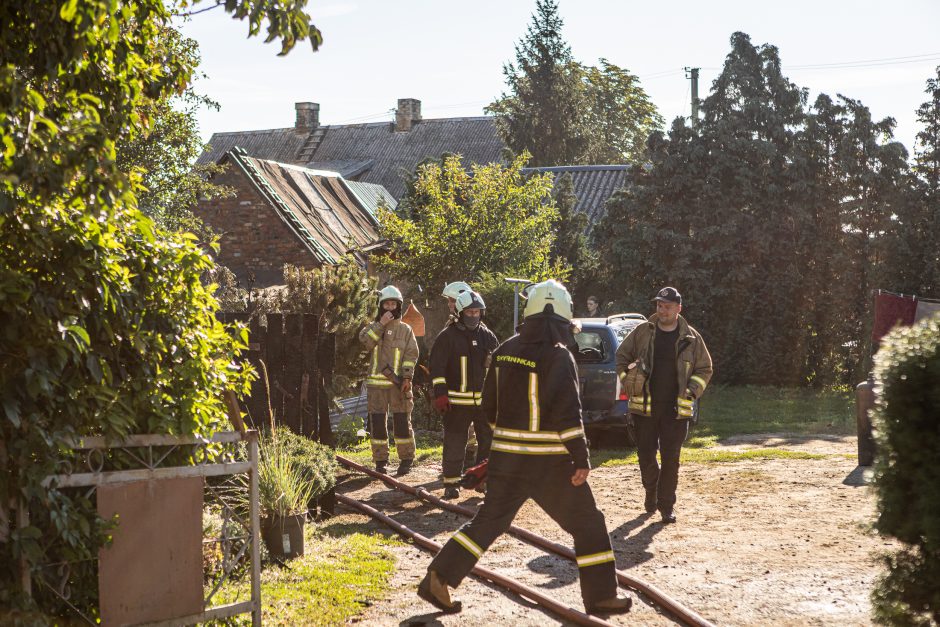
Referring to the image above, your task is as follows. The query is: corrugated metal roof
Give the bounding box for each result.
[224,148,383,263]
[524,165,630,228]
[198,116,505,200]
[308,117,504,199]
[344,180,398,217]
[198,128,307,167]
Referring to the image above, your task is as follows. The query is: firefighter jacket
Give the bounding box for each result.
[430,322,498,406]
[481,327,591,470]
[359,318,419,389]
[615,313,712,418]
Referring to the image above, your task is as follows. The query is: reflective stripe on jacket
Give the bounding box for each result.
[429,322,499,405]
[615,313,712,418]
[481,335,590,469]
[358,318,419,389]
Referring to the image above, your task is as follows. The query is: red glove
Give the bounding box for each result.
[433,395,451,413]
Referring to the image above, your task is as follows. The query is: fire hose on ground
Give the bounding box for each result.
[336,493,617,627]
[335,454,715,627]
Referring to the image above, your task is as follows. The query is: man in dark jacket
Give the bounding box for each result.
[429,290,498,499]
[418,280,632,616]
[615,286,712,523]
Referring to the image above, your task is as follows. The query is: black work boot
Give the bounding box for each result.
[443,486,460,500]
[417,570,461,613]
[587,593,632,615]
[644,489,657,514]
[660,509,677,524]
[375,461,388,474]
[396,458,413,476]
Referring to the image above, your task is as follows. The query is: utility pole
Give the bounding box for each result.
[684,67,700,127]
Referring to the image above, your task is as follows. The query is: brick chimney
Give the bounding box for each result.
[295,102,319,130]
[395,98,421,132]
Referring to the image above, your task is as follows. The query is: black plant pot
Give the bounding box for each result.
[261,513,306,559]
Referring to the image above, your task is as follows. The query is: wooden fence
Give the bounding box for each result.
[220,313,335,446]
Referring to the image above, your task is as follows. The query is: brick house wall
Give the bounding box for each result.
[195,166,321,286]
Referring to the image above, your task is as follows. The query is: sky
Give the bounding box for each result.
[177,0,940,158]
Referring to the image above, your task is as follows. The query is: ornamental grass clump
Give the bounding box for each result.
[871,314,940,624]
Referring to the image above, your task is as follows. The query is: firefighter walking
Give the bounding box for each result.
[418,280,632,615]
[429,290,498,499]
[358,285,420,475]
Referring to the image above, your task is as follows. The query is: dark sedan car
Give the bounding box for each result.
[572,313,647,443]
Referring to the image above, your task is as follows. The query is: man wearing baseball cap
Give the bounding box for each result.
[615,286,712,523]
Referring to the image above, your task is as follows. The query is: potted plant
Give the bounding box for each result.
[257,436,315,560]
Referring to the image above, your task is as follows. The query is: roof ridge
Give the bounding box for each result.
[522,165,631,172]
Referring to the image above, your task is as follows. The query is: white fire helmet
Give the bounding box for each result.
[441,281,472,300]
[522,279,573,321]
[455,290,486,314]
[378,285,403,304]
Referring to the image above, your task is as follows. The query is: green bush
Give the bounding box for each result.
[871,314,940,624]
[273,428,337,502]
[334,415,368,450]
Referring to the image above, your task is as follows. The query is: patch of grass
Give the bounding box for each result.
[337,429,443,465]
[337,386,853,470]
[594,447,828,467]
[695,385,854,439]
[209,519,403,625]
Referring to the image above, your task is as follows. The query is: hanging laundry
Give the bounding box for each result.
[871,292,917,349]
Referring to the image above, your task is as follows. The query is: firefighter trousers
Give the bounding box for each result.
[427,458,618,605]
[441,406,492,485]
[367,386,415,462]
[633,413,689,511]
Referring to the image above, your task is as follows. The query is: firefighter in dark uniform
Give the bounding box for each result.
[418,280,632,615]
[429,290,499,499]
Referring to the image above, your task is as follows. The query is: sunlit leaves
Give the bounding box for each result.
[374,153,565,297]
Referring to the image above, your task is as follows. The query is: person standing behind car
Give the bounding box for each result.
[429,290,498,499]
[615,287,712,524]
[359,285,420,476]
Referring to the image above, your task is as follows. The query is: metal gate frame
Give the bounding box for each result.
[20,431,262,626]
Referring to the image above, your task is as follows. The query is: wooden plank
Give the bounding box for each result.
[135,600,255,627]
[265,314,285,430]
[282,313,304,434]
[245,316,267,429]
[302,314,320,438]
[43,462,253,488]
[70,432,244,449]
[99,477,203,625]
[249,433,262,627]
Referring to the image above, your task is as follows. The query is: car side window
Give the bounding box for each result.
[574,330,605,362]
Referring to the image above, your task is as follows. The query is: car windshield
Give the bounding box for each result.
[612,320,642,345]
[573,330,605,361]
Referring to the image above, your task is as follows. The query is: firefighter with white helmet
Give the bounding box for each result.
[358,285,420,475]
[429,290,499,499]
[440,280,481,458]
[442,281,472,318]
[418,279,632,615]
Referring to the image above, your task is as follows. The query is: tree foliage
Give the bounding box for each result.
[594,32,913,386]
[486,0,661,166]
[889,66,940,298]
[0,0,320,614]
[115,27,233,234]
[871,316,940,624]
[376,153,566,292]
[549,172,597,300]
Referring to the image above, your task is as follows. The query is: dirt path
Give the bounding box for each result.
[337,435,891,626]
